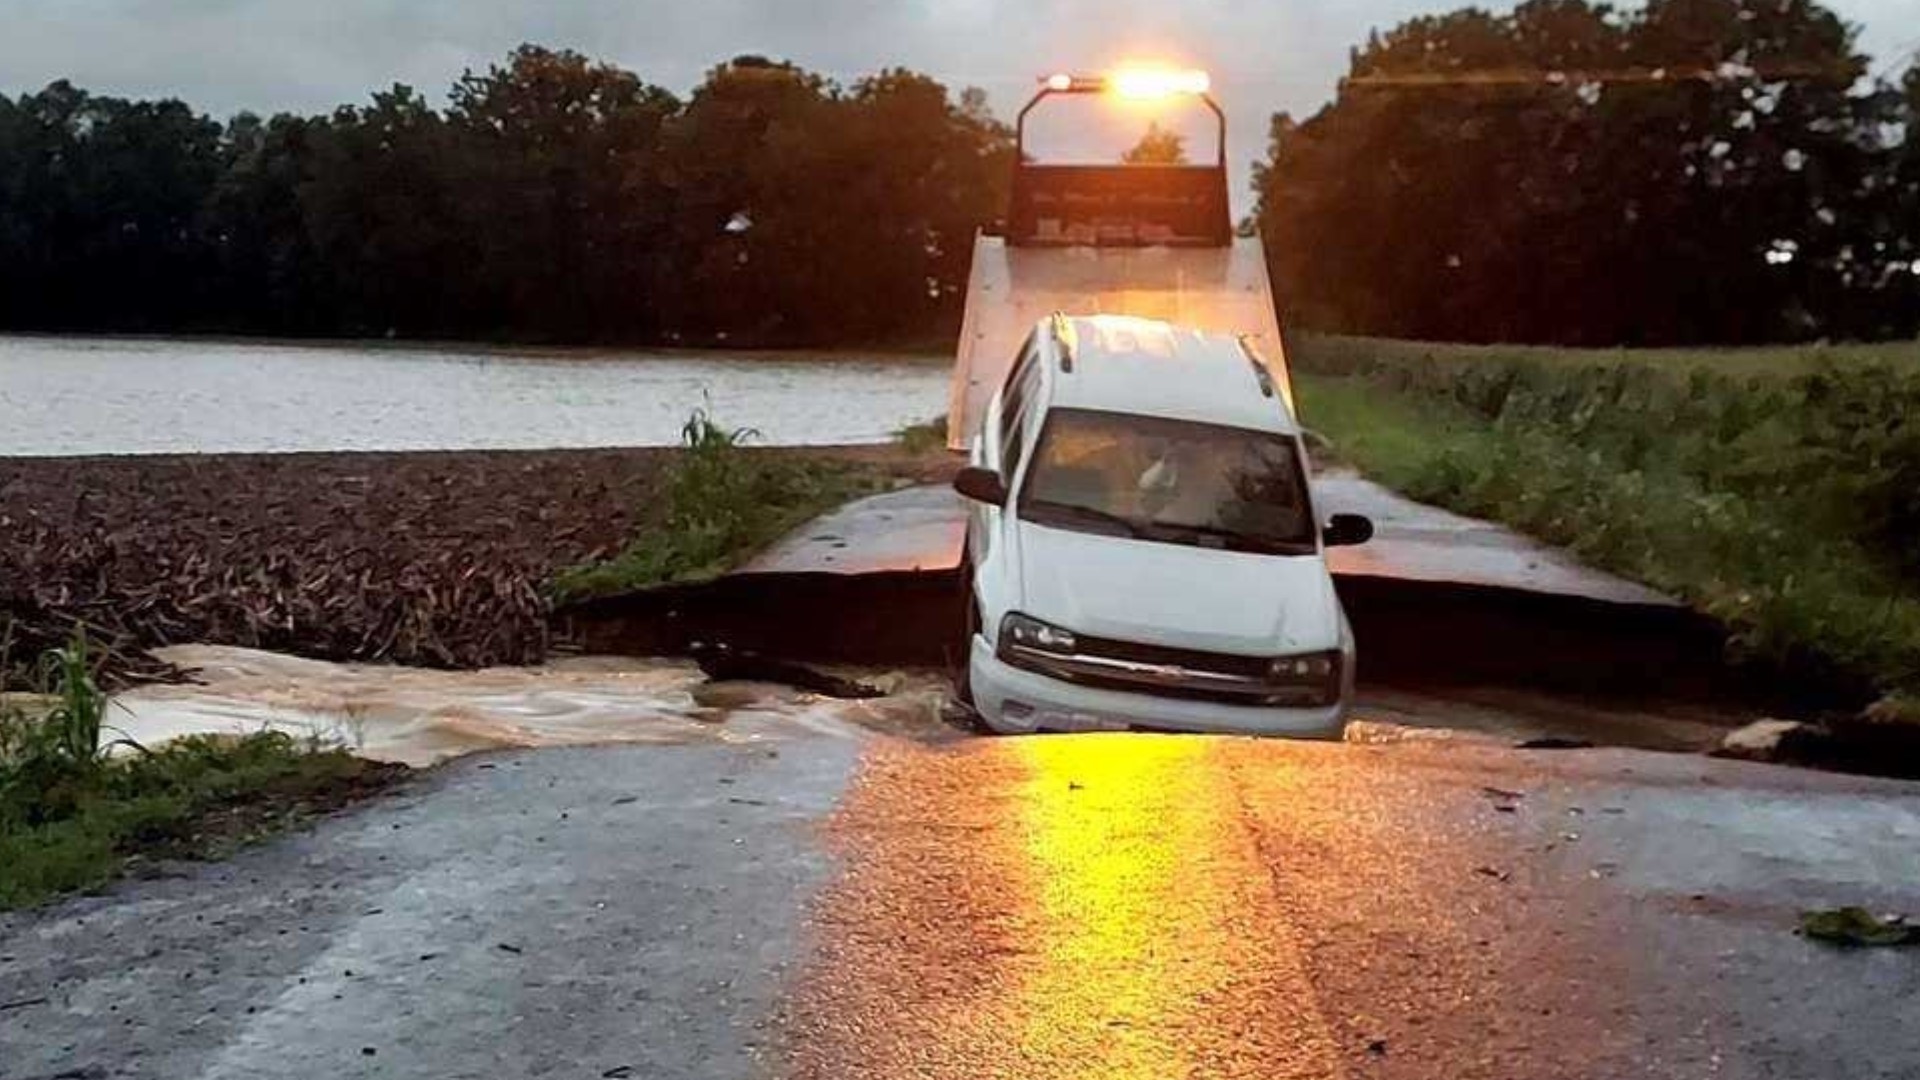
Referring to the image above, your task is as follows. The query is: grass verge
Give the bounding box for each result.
[1,635,403,910]
[1291,335,1920,710]
[894,415,950,455]
[1297,333,1920,379]
[551,411,897,602]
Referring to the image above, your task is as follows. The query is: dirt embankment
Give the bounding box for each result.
[0,446,952,686]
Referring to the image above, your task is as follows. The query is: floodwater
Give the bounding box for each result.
[108,645,1733,770]
[0,336,950,457]
[111,645,950,768]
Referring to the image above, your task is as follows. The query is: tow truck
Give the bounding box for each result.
[946,67,1295,448]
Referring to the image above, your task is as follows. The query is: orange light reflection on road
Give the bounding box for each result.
[1014,735,1215,1074]
[787,735,1347,1079]
[1011,735,1344,1079]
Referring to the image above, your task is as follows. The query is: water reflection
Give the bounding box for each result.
[0,336,949,456]
[1010,736,1344,1078]
[792,734,1347,1078]
[1015,736,1217,1072]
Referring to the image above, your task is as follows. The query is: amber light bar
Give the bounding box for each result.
[1041,68,1213,99]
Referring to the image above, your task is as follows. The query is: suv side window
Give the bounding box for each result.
[1000,337,1036,440]
[999,338,1041,481]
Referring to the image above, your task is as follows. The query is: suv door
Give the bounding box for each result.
[968,332,1041,572]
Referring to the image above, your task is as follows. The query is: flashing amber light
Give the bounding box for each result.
[1109,67,1212,100]
[1038,68,1213,99]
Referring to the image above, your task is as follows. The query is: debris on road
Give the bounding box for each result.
[1715,719,1824,764]
[691,643,887,699]
[1517,737,1596,750]
[1799,907,1920,948]
[1482,786,1526,814]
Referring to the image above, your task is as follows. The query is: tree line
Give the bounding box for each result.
[1254,0,1920,345]
[2,0,1916,349]
[0,49,1011,346]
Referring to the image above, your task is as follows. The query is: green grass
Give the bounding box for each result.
[1291,335,1920,707]
[1864,693,1920,728]
[551,410,891,602]
[1,633,398,910]
[894,415,950,455]
[1295,333,1920,380]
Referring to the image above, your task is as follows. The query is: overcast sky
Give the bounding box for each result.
[3,0,1916,198]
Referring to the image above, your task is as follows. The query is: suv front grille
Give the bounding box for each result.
[1067,633,1273,681]
[1000,632,1335,709]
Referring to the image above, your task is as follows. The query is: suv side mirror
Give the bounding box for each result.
[953,466,1009,506]
[1323,513,1374,548]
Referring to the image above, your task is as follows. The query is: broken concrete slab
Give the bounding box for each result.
[1313,472,1678,608]
[1716,719,1823,764]
[738,479,1679,611]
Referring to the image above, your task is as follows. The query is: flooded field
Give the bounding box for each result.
[0,336,950,456]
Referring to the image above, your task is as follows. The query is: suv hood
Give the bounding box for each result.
[1010,521,1345,655]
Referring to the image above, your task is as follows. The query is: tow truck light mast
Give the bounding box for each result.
[1041,68,1213,100]
[1111,67,1212,100]
[1022,65,1228,173]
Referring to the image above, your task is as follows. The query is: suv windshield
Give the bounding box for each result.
[1016,407,1316,556]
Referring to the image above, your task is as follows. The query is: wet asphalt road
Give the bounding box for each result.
[5,731,1920,1080]
[787,735,1920,1079]
[0,740,862,1080]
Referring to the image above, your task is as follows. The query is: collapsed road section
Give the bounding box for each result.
[557,72,1725,710]
[556,481,1740,705]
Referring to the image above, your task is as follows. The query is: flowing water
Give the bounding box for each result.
[110,644,1730,768]
[111,645,952,768]
[0,336,951,457]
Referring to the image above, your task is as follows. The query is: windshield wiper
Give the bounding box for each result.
[1024,501,1143,538]
[1153,521,1317,556]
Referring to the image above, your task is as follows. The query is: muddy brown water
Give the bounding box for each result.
[112,645,954,768]
[110,644,1740,768]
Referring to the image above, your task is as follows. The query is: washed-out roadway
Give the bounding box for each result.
[5,724,1918,1080]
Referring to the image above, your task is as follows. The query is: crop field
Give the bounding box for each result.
[1291,333,1920,712]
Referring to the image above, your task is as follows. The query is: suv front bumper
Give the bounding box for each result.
[968,636,1349,739]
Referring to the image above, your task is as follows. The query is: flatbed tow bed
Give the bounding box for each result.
[947,70,1293,448]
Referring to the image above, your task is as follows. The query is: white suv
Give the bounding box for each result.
[953,315,1372,737]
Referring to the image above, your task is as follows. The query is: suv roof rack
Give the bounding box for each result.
[1050,312,1078,373]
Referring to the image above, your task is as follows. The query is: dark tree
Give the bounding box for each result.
[1254,0,1913,344]
[202,112,330,333]
[1123,122,1188,165]
[447,45,679,341]
[0,82,222,332]
[295,85,483,338]
[0,30,1909,349]
[653,58,1009,344]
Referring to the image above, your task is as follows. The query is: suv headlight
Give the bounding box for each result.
[1260,650,1342,707]
[1001,612,1078,654]
[1267,651,1341,687]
